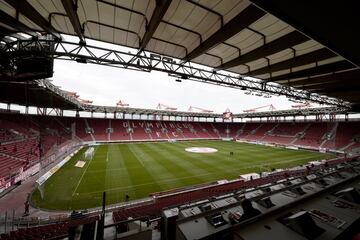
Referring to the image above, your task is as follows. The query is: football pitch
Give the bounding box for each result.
[31,140,335,210]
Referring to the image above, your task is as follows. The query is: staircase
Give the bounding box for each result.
[235,123,246,138]
[127,120,133,140]
[210,123,221,138]
[158,121,170,139]
[340,141,355,151]
[84,119,96,142]
[108,119,112,141]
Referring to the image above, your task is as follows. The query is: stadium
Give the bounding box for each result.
[0,0,360,240]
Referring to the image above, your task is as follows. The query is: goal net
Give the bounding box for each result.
[84,147,95,160]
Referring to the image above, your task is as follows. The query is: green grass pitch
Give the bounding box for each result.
[31,140,335,210]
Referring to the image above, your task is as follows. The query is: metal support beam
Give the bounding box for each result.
[287,69,360,87]
[140,0,172,49]
[2,38,350,107]
[5,0,61,39]
[249,48,336,76]
[218,31,309,70]
[250,0,360,67]
[61,0,85,42]
[0,10,37,37]
[185,4,265,61]
[266,60,355,82]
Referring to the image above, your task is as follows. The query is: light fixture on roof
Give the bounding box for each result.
[162,57,174,63]
[150,54,161,60]
[76,57,87,64]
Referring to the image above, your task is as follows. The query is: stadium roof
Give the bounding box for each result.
[0,0,359,110]
[0,79,81,109]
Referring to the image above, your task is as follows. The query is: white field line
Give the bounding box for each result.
[137,153,145,167]
[72,147,97,196]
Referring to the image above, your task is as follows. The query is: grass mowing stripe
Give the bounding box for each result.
[128,143,182,190]
[147,143,210,182]
[31,141,335,210]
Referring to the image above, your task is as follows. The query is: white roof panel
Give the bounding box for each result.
[250,14,294,42]
[317,56,344,65]
[228,65,249,74]
[225,28,262,55]
[207,43,239,64]
[193,54,221,67]
[292,40,323,55]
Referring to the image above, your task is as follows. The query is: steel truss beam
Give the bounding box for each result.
[1,38,350,108]
[232,106,348,118]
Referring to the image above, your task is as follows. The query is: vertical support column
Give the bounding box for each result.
[96,192,106,240]
[114,111,116,119]
[7,103,10,111]
[329,113,336,121]
[345,113,349,121]
[91,111,94,118]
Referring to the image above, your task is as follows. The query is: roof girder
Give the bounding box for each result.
[61,0,85,42]
[250,0,360,67]
[301,80,360,92]
[185,4,266,61]
[217,31,309,70]
[4,0,61,39]
[0,9,37,37]
[249,48,336,76]
[287,69,360,87]
[140,0,172,49]
[266,60,355,82]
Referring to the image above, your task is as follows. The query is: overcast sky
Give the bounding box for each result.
[49,36,314,114]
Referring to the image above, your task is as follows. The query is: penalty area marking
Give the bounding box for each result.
[185,147,218,153]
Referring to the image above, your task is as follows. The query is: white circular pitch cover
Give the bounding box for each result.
[185,147,218,153]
